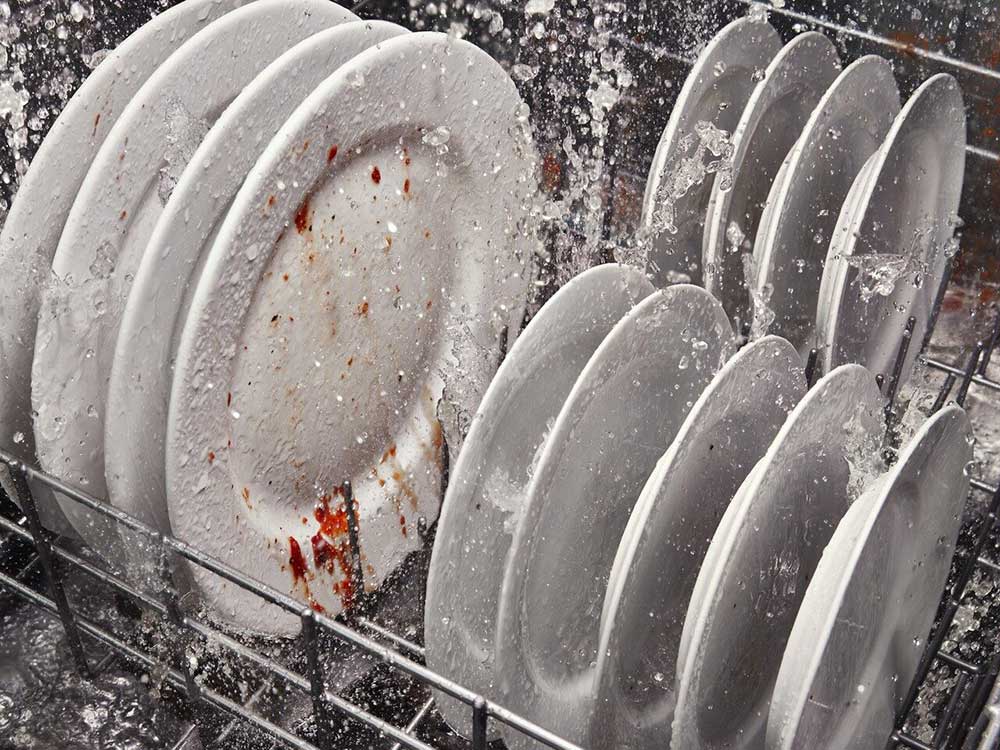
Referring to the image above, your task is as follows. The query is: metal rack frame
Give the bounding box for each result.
[2,1,1000,748]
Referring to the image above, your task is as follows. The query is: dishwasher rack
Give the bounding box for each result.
[2,0,1000,748]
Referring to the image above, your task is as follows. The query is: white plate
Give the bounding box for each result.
[30,0,356,549]
[672,363,885,750]
[424,263,654,738]
[768,405,971,750]
[640,17,780,287]
[104,20,407,544]
[813,149,881,371]
[816,74,966,382]
[703,32,840,327]
[0,0,242,533]
[494,285,736,750]
[166,32,538,633]
[589,335,806,750]
[751,56,899,352]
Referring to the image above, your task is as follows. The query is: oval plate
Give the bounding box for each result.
[816,74,966,383]
[167,32,538,633]
[494,285,735,750]
[31,0,356,550]
[425,263,653,738]
[751,56,899,352]
[703,32,840,328]
[768,405,971,750]
[672,363,885,750]
[640,16,780,287]
[590,335,805,750]
[105,21,407,543]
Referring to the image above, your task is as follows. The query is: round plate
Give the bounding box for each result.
[104,20,406,544]
[703,32,840,327]
[639,17,780,287]
[813,148,880,372]
[494,285,736,750]
[768,405,971,750]
[751,56,899,352]
[816,74,966,382]
[589,335,806,750]
[30,0,356,548]
[0,0,242,532]
[672,363,885,750]
[425,263,654,738]
[166,32,538,633]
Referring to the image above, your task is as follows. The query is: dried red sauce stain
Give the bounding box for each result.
[356,300,369,317]
[327,144,338,163]
[207,451,215,463]
[403,178,410,195]
[92,112,101,136]
[294,196,312,233]
[226,391,232,407]
[267,195,276,207]
[288,537,309,584]
[311,491,357,610]
[282,273,290,282]
[399,515,408,538]
[120,210,128,221]
[370,166,381,184]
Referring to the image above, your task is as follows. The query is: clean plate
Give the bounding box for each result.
[751,56,899,352]
[640,16,780,287]
[703,32,840,328]
[768,405,971,750]
[816,74,966,383]
[425,263,654,738]
[494,285,736,750]
[672,363,885,750]
[590,335,805,750]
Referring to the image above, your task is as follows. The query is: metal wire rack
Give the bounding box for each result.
[2,1,1000,749]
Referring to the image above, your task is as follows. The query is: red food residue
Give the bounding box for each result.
[207,451,215,463]
[356,300,369,317]
[371,166,381,184]
[327,144,338,163]
[294,196,311,234]
[288,536,308,584]
[92,113,101,137]
[403,178,410,195]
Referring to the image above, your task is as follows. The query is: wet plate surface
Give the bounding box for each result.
[672,363,885,750]
[424,262,653,739]
[166,32,537,633]
[768,405,972,750]
[31,0,357,553]
[494,284,735,750]
[590,335,805,750]
[105,20,406,550]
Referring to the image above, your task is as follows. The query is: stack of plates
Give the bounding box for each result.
[4,2,975,745]
[2,0,539,633]
[424,11,974,750]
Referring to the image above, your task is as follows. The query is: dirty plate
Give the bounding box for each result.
[751,56,899,352]
[672,363,885,750]
[494,285,735,750]
[589,335,805,750]
[640,16,780,287]
[768,405,971,750]
[816,74,966,383]
[105,20,406,545]
[166,32,538,633]
[703,32,840,328]
[30,0,356,550]
[425,263,653,738]
[0,0,241,533]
